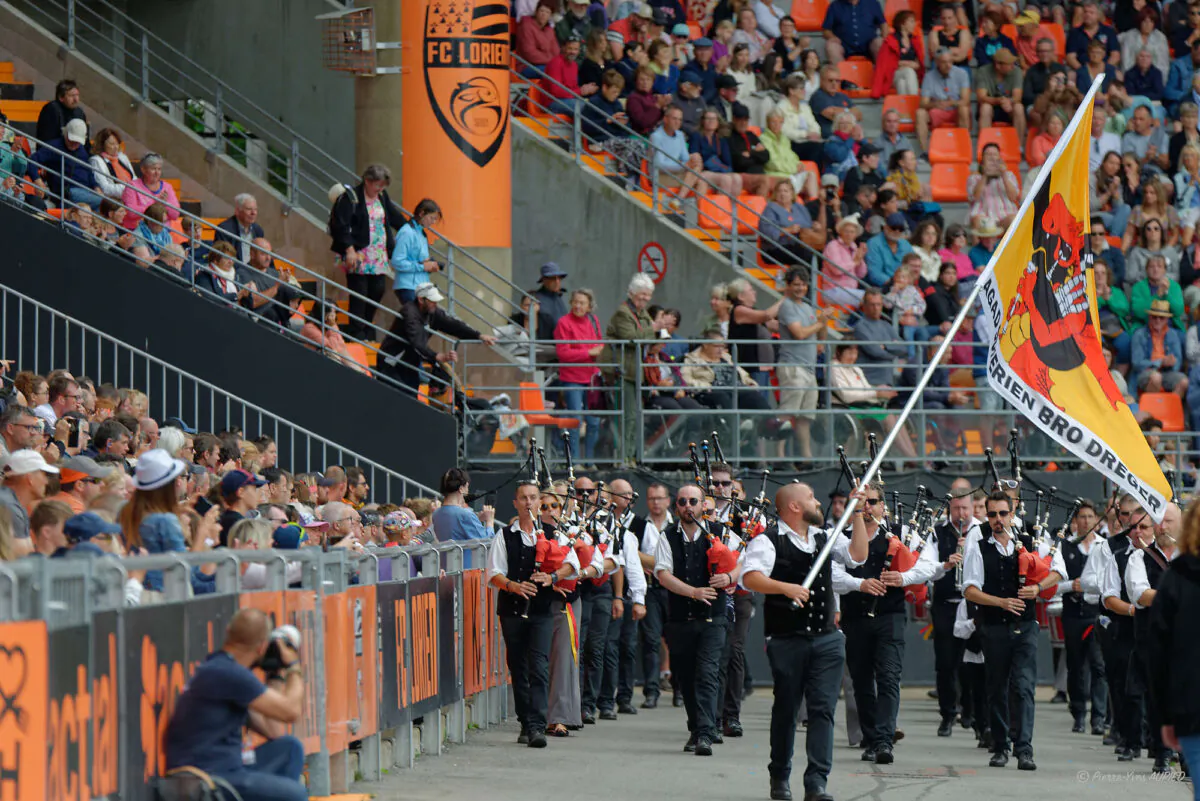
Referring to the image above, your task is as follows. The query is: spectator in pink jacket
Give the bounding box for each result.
[553,288,604,463]
[121,153,180,230]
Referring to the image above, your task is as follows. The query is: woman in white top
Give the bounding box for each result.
[829,342,918,458]
[910,220,944,283]
[88,127,136,199]
[728,43,758,101]
[773,74,823,162]
[1117,7,1170,75]
[730,7,770,63]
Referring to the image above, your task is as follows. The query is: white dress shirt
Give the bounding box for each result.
[1100,555,1126,605]
[931,518,979,582]
[654,524,743,576]
[952,600,985,664]
[739,521,864,590]
[1079,536,1113,603]
[640,518,663,559]
[830,528,938,592]
[1057,537,1100,604]
[961,531,1067,593]
[620,531,648,605]
[488,521,581,583]
[1124,546,1178,609]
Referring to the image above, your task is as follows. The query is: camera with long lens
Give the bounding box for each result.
[255,624,301,680]
[824,186,837,203]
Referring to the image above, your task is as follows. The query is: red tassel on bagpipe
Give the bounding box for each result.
[1016,542,1057,600]
[882,535,929,606]
[708,539,740,576]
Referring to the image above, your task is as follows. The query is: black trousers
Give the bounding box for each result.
[931,602,965,721]
[1095,618,1120,735]
[343,272,387,340]
[1063,613,1107,726]
[640,585,668,700]
[615,596,639,705]
[843,612,906,750]
[579,583,613,713]
[979,619,1038,757]
[666,618,728,740]
[789,139,826,163]
[961,659,987,732]
[720,592,754,725]
[1108,631,1140,749]
[767,631,845,794]
[600,594,637,709]
[1129,638,1163,756]
[500,613,554,732]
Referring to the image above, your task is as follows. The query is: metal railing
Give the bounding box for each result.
[5,0,536,333]
[509,52,881,309]
[0,280,438,501]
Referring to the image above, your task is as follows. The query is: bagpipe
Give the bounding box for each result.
[862,434,927,616]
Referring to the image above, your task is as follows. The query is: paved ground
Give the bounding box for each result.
[358,687,1189,801]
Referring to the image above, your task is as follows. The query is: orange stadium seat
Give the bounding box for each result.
[837,60,874,98]
[1139,393,1185,432]
[977,127,1021,163]
[930,162,970,202]
[929,128,972,164]
[884,0,923,23]
[882,95,919,133]
[519,382,580,429]
[790,0,829,30]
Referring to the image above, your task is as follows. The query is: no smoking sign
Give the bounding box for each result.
[638,241,668,284]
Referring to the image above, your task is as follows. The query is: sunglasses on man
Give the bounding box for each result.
[985,510,1011,518]
[676,497,701,507]
[540,502,561,511]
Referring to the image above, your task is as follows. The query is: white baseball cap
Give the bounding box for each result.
[64,118,88,145]
[2,449,60,477]
[415,283,445,303]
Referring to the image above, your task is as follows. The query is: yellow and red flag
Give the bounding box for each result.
[980,77,1172,520]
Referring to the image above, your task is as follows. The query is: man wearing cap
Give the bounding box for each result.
[1165,39,1200,115]
[843,141,884,200]
[712,74,740,124]
[32,116,104,209]
[219,469,267,548]
[531,262,570,339]
[556,0,594,45]
[822,0,886,65]
[685,38,719,103]
[58,511,125,558]
[864,212,914,288]
[674,72,708,134]
[1065,0,1119,72]
[516,0,559,76]
[1011,9,1042,69]
[49,455,111,513]
[0,449,58,553]
[380,283,497,395]
[609,3,654,45]
[727,103,772,196]
[977,48,1027,145]
[916,49,971,157]
[1131,298,1188,398]
[35,79,87,145]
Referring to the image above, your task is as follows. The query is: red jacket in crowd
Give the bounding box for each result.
[545,54,581,99]
[516,15,559,66]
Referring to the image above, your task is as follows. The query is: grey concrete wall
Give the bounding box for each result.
[512,128,749,336]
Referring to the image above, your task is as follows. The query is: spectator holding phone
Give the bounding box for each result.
[432,467,495,541]
[390,198,443,304]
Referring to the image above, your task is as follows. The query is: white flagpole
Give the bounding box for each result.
[802,74,1108,589]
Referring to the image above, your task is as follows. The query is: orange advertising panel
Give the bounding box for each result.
[239,591,285,628]
[322,593,351,754]
[346,585,379,739]
[0,621,48,801]
[462,571,484,697]
[283,590,322,755]
[401,0,512,247]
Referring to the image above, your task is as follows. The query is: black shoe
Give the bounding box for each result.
[861,747,877,762]
[599,709,618,721]
[618,702,638,715]
[673,692,684,707]
[685,734,698,752]
[803,794,834,801]
[937,719,954,737]
[1103,732,1117,746]
[927,689,939,700]
[977,735,991,749]
[892,729,905,743]
[1072,717,1086,734]
[642,696,659,709]
[1092,724,1106,736]
[1050,691,1067,704]
[990,751,1010,768]
[518,728,529,745]
[770,778,792,801]
[1154,754,1173,774]
[875,746,894,765]
[743,685,755,699]
[582,710,596,725]
[959,716,973,730]
[712,730,725,744]
[528,730,548,748]
[1117,747,1137,762]
[1017,754,1037,771]
[724,721,744,737]
[695,736,713,756]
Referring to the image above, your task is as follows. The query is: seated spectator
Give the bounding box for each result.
[886,148,931,216]
[873,10,923,98]
[731,7,770,63]
[29,499,72,556]
[821,112,860,179]
[1169,103,1200,176]
[578,29,609,96]
[1166,40,1200,116]
[973,11,1016,68]
[120,153,179,230]
[726,103,773,196]
[727,43,757,100]
[1131,299,1188,399]
[822,213,868,307]
[977,49,1027,145]
[828,342,919,458]
[1065,0,1120,72]
[0,449,56,553]
[680,329,768,412]
[686,37,719,103]
[613,40,645,92]
[865,212,914,287]
[910,220,943,283]
[924,261,960,334]
[1122,104,1170,176]
[584,70,641,184]
[853,288,908,386]
[1175,143,1200,239]
[774,75,824,163]
[379,283,497,394]
[119,449,187,596]
[1023,36,1069,127]
[1125,49,1164,104]
[1094,257,1133,364]
[701,282,733,336]
[674,72,707,134]
[931,7,972,69]
[32,118,103,208]
[545,36,585,115]
[884,256,927,340]
[213,193,264,266]
[822,0,885,64]
[87,127,134,200]
[1090,216,1127,285]
[0,115,30,209]
[553,289,604,463]
[1119,8,1169,76]
[650,104,703,208]
[1181,239,1200,310]
[771,15,805,73]
[1032,69,1084,135]
[1130,254,1185,328]
[299,301,371,377]
[968,217,1003,273]
[872,108,915,171]
[643,339,705,415]
[1028,110,1067,168]
[759,54,789,95]
[761,111,817,199]
[648,40,681,96]
[916,49,971,158]
[609,4,653,43]
[690,109,741,195]
[967,144,1020,229]
[710,73,740,125]
[759,180,819,268]
[45,449,108,515]
[1092,150,1132,237]
[671,23,695,66]
[627,66,666,135]
[556,0,594,44]
[516,0,560,74]
[844,182,878,224]
[810,66,863,139]
[864,187,901,237]
[1076,39,1119,94]
[1127,179,1181,250]
[130,202,174,266]
[842,142,884,202]
[195,241,248,306]
[36,80,87,145]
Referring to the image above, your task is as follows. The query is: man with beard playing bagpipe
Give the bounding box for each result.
[653,478,744,757]
[962,490,1069,771]
[741,480,870,801]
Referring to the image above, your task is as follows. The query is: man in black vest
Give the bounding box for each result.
[929,489,975,736]
[603,479,648,717]
[638,481,672,708]
[654,484,741,756]
[963,491,1066,770]
[1123,502,1181,773]
[1101,497,1143,762]
[838,483,939,765]
[742,481,869,801]
[1082,493,1133,749]
[488,481,582,748]
[577,474,618,725]
[1058,500,1108,735]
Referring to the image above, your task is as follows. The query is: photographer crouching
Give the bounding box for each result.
[165,609,308,801]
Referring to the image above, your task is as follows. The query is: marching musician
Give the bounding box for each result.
[488,480,582,749]
[825,488,848,529]
[929,485,977,737]
[1100,496,1144,762]
[572,475,620,725]
[639,481,673,708]
[740,481,869,801]
[1122,502,1181,774]
[951,595,988,748]
[710,463,755,740]
[711,463,736,523]
[962,491,1067,771]
[835,482,939,765]
[1057,500,1108,736]
[654,484,742,757]
[603,479,649,717]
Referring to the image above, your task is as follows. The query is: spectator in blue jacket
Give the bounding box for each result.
[32,118,103,208]
[390,198,442,304]
[865,212,914,286]
[431,468,494,568]
[582,70,629,142]
[684,37,719,103]
[1131,300,1187,397]
[1165,40,1200,115]
[690,109,742,196]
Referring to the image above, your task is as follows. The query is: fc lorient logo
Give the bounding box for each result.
[423,1,510,167]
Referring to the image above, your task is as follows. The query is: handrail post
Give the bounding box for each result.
[214,87,224,153]
[289,138,300,204]
[572,101,582,163]
[140,32,150,100]
[67,0,76,49]
[319,281,327,356]
[446,248,458,318]
[731,202,740,268]
[650,161,660,217]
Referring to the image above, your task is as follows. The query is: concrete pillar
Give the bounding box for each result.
[353,0,403,180]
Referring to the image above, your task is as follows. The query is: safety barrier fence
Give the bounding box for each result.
[5,0,536,336]
[458,336,1191,469]
[0,540,506,800]
[0,280,438,503]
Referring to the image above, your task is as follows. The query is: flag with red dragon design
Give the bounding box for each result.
[979,80,1172,521]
